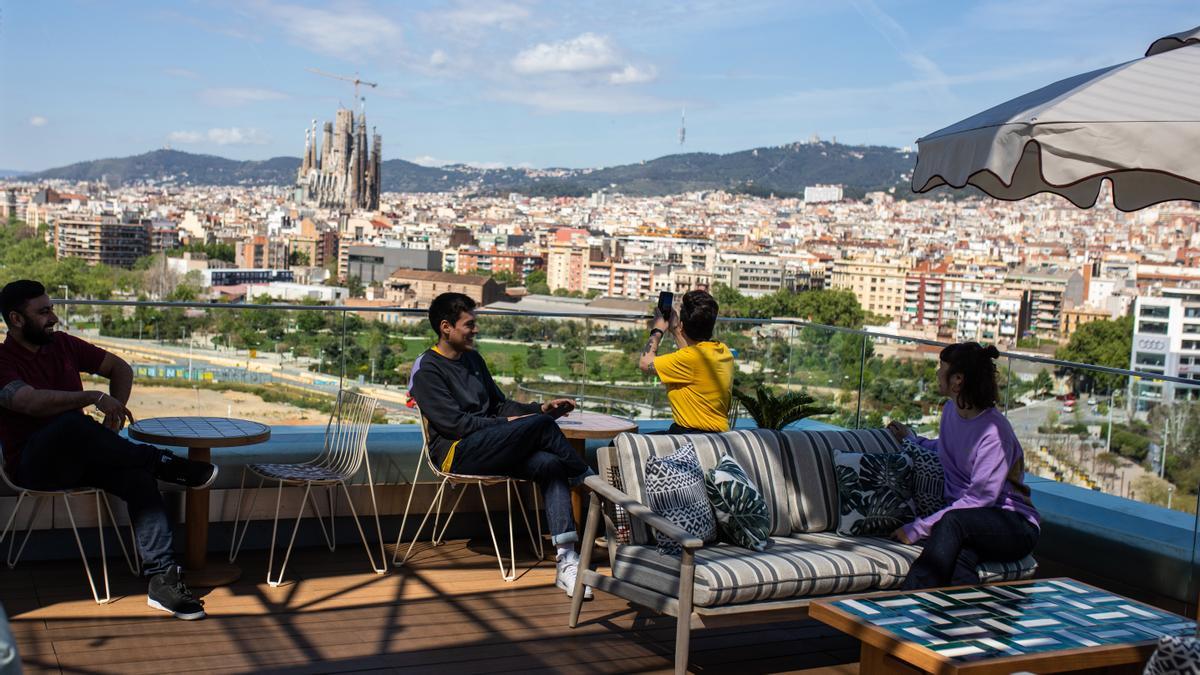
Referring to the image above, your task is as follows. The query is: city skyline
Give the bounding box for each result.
[1,0,1195,172]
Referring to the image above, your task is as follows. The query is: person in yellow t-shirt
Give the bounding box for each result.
[638,289,734,433]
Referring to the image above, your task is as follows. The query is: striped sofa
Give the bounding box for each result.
[566,428,1038,674]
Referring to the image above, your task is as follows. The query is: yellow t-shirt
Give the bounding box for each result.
[653,341,734,432]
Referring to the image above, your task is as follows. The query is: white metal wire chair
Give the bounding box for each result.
[393,413,544,582]
[0,461,141,604]
[228,390,386,586]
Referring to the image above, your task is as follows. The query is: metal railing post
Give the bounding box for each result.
[854,335,867,429]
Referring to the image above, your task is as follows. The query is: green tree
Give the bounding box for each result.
[289,249,311,266]
[1032,370,1054,398]
[525,269,550,295]
[1055,315,1134,393]
[526,344,545,370]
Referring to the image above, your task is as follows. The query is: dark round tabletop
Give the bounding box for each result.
[128,416,271,448]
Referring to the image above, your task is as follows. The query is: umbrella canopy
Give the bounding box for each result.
[912,26,1200,212]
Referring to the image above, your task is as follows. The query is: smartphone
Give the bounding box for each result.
[657,291,674,317]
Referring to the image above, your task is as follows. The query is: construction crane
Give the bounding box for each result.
[306,67,378,103]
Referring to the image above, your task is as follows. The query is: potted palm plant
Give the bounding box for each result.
[733,385,835,431]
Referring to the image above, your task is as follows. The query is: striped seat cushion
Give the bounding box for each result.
[789,532,1038,587]
[779,429,899,533]
[612,431,792,544]
[611,536,883,607]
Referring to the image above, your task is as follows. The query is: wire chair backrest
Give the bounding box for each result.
[417,412,453,478]
[318,390,378,479]
[0,456,23,493]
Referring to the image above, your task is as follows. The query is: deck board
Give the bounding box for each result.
[5,539,861,674]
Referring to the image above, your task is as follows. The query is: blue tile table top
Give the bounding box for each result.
[831,578,1196,664]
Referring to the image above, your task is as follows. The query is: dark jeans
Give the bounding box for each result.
[900,507,1039,590]
[16,412,175,577]
[450,414,593,546]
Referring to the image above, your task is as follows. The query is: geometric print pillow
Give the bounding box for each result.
[704,454,770,551]
[902,438,946,518]
[645,442,718,556]
[834,450,914,537]
[1145,635,1200,675]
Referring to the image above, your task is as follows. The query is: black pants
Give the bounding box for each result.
[450,414,593,546]
[900,507,1039,590]
[17,412,175,577]
[652,423,718,435]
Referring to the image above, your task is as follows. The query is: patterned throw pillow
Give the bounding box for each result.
[834,451,915,536]
[704,454,770,551]
[1144,635,1200,675]
[902,438,946,518]
[645,442,718,556]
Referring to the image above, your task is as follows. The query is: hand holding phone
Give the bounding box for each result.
[657,291,674,318]
[543,398,576,419]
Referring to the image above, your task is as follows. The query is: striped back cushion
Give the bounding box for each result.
[611,431,792,544]
[780,428,901,533]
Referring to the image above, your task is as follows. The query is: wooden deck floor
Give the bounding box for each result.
[4,540,862,674]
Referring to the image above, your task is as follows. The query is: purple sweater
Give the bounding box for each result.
[901,401,1040,542]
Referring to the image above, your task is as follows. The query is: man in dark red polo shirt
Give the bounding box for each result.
[0,280,217,620]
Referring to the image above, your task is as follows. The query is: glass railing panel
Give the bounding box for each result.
[774,323,862,429]
[858,333,940,436]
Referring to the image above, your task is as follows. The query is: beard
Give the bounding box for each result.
[21,322,53,345]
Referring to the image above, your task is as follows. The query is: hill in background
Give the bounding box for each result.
[21,141,916,198]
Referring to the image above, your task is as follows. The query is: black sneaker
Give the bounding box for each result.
[155,451,218,488]
[147,566,206,620]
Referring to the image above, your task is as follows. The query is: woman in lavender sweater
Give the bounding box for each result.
[887,342,1040,589]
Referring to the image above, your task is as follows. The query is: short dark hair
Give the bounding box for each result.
[679,290,718,342]
[1,280,46,327]
[940,342,1001,410]
[428,292,476,336]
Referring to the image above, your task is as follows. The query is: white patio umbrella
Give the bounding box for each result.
[912,26,1200,212]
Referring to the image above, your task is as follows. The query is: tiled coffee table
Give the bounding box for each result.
[810,578,1196,674]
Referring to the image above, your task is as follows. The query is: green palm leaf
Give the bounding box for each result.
[733,385,835,431]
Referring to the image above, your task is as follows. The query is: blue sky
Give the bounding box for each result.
[0,1,1194,171]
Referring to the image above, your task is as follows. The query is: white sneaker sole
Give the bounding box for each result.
[148,596,206,620]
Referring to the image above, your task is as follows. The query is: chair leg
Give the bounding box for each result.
[4,493,44,568]
[61,492,111,605]
[569,491,603,628]
[394,458,424,553]
[512,481,542,559]
[478,482,514,582]
[432,484,468,545]
[674,549,697,675]
[265,481,314,587]
[339,481,386,575]
[304,486,335,552]
[396,478,449,566]
[100,494,141,577]
[360,472,387,574]
[228,469,264,563]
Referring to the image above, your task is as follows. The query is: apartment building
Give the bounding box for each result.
[546,243,589,294]
[1130,288,1200,411]
[830,258,909,318]
[237,234,290,270]
[955,290,1022,346]
[342,244,442,285]
[53,215,149,268]
[585,260,654,299]
[1003,265,1085,339]
[456,248,544,283]
[714,252,784,297]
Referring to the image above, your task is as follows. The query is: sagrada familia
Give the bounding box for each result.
[296,107,381,211]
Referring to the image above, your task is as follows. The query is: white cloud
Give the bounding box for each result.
[850,0,952,100]
[200,87,288,107]
[28,116,47,127]
[609,64,658,85]
[164,67,200,79]
[258,2,401,60]
[437,1,530,30]
[512,33,619,74]
[168,128,270,146]
[429,49,449,67]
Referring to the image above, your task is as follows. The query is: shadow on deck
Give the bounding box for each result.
[5,539,862,674]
